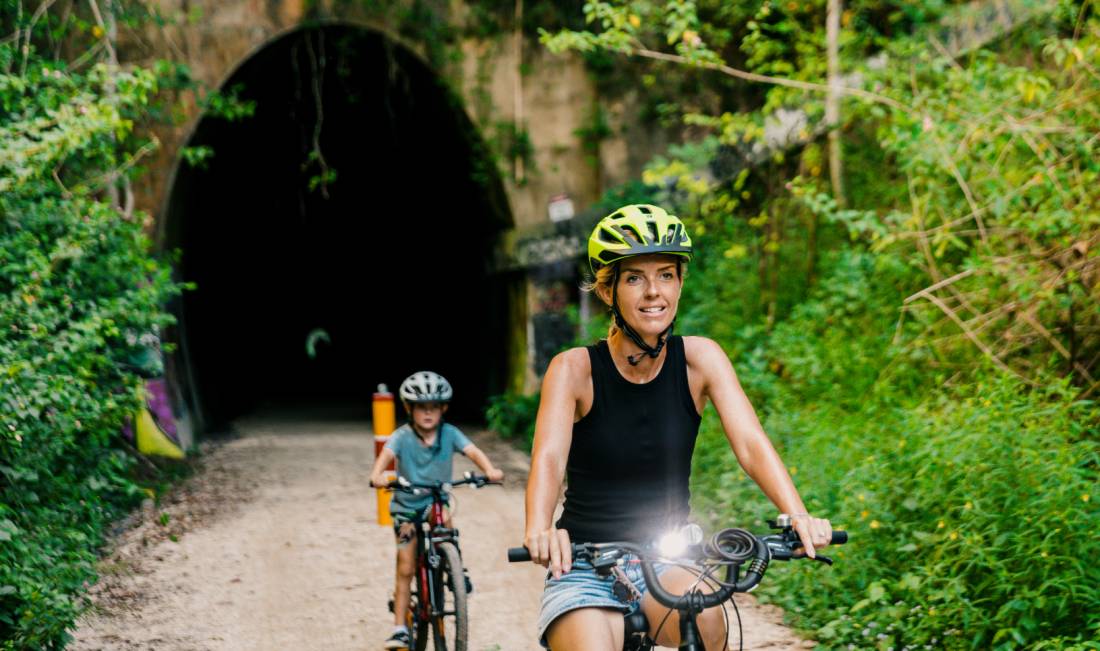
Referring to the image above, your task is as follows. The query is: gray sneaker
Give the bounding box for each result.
[384,629,411,649]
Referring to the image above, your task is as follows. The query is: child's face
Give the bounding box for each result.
[410,402,446,432]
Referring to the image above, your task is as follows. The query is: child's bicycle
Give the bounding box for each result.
[386,472,499,651]
[508,515,848,651]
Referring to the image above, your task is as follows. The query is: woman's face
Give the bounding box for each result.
[603,254,683,338]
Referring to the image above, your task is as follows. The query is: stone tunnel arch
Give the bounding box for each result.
[160,23,516,431]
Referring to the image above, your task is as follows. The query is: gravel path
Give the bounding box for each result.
[71,413,812,651]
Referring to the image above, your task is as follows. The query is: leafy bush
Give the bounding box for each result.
[686,231,1099,648]
[1,8,184,646]
[541,2,1100,647]
[485,392,540,451]
[694,371,1098,650]
[0,193,181,648]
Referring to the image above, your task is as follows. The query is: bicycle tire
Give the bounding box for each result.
[431,542,468,651]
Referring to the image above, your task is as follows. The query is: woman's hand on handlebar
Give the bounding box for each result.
[790,513,833,559]
[524,526,573,579]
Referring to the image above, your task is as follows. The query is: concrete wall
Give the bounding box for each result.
[127,0,672,396]
[124,0,639,234]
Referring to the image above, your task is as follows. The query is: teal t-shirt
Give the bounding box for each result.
[385,422,472,515]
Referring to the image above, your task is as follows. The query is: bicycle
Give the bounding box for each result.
[508,514,848,651]
[385,472,499,651]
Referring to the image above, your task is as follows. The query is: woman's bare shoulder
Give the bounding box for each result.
[548,346,592,379]
[682,335,726,361]
[541,347,593,405]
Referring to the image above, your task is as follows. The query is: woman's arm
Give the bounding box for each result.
[688,336,833,557]
[524,348,587,578]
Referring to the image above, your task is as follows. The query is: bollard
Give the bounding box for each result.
[376,470,396,526]
[373,384,397,525]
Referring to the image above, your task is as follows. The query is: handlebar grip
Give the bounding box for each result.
[507,547,532,563]
[832,530,848,545]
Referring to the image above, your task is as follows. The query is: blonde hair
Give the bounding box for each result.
[581,259,686,339]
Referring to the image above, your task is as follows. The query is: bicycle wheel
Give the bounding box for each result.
[431,542,468,651]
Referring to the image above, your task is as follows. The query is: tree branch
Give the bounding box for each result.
[631,47,911,113]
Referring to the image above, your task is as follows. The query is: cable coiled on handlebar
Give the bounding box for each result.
[706,528,758,563]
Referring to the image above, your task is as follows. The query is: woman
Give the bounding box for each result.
[524,204,833,650]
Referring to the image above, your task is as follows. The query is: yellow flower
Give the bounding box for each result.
[860,510,869,519]
[964,501,973,510]
[92,25,104,39]
[628,14,641,28]
[870,520,880,529]
[1083,494,1091,503]
[949,531,958,540]
[1041,551,1049,558]
[788,466,797,475]
[937,520,945,529]
[857,493,865,502]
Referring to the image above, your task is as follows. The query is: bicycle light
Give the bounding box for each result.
[657,523,703,558]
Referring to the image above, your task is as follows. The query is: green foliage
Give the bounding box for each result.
[486,119,536,184]
[1,2,184,646]
[693,372,1099,650]
[574,101,613,168]
[485,392,540,451]
[544,0,1100,647]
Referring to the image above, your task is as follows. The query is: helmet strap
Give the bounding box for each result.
[409,414,444,449]
[610,265,674,366]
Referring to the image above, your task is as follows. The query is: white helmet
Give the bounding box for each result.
[399,371,453,403]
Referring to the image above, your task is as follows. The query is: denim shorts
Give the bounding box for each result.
[536,554,669,647]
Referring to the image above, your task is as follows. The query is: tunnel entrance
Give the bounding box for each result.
[164,25,514,428]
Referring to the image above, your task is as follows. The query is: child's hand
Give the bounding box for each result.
[487,467,504,482]
[369,475,384,488]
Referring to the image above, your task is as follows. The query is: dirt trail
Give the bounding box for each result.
[72,414,812,651]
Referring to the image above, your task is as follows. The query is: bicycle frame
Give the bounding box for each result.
[390,473,495,651]
[412,491,457,624]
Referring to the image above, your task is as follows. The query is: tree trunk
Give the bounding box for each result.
[826,0,845,207]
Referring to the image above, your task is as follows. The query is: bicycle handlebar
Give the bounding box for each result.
[507,525,847,611]
[381,473,499,493]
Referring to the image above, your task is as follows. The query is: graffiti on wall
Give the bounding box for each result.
[120,332,187,459]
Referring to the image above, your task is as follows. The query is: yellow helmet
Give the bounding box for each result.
[587,204,693,274]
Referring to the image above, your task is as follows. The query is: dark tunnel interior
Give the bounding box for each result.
[164,26,514,428]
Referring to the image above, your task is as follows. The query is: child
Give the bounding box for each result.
[369,370,504,650]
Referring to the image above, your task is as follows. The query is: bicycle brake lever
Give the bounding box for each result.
[765,540,794,561]
[812,554,834,566]
[591,549,622,575]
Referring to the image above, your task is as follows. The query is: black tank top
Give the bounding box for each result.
[556,336,702,544]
